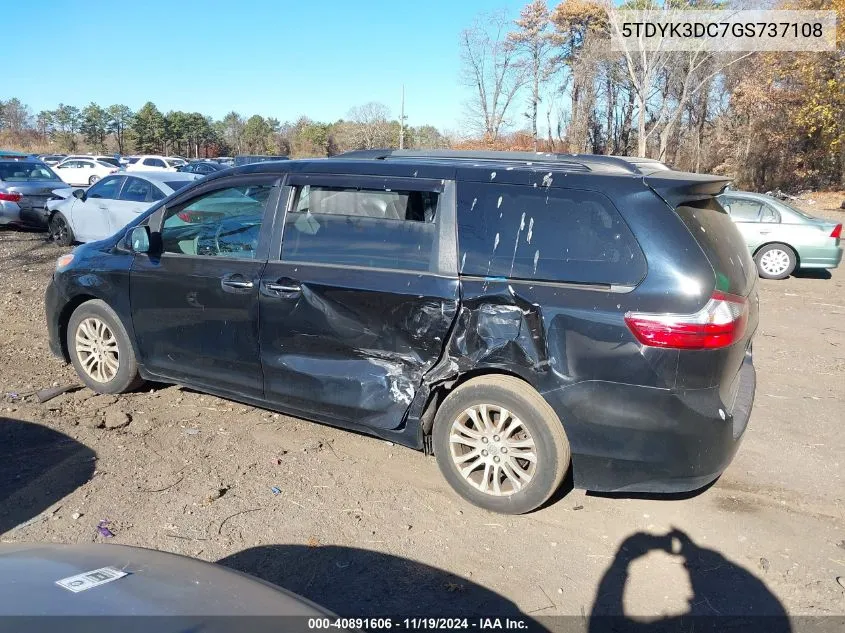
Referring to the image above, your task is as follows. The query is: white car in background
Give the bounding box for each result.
[56,154,122,169]
[127,155,184,172]
[52,158,119,186]
[46,171,200,245]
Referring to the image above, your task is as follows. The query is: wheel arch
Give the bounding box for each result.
[57,294,100,362]
[753,241,800,267]
[420,365,554,437]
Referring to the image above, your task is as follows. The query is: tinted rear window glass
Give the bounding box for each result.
[676,199,756,295]
[98,157,121,167]
[457,183,646,286]
[0,162,59,181]
[164,180,194,192]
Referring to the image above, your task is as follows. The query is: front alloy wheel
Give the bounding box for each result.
[74,317,120,383]
[67,299,144,394]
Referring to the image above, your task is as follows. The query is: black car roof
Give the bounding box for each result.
[211,150,729,197]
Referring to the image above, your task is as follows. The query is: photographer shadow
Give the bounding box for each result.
[590,529,790,633]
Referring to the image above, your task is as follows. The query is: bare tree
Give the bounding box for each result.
[460,10,526,143]
[608,4,752,158]
[607,6,672,157]
[550,0,608,153]
[508,0,555,151]
[346,102,393,149]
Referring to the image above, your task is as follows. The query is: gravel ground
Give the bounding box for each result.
[1,196,844,624]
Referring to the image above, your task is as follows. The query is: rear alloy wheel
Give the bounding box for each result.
[755,243,796,280]
[67,300,144,394]
[433,375,570,514]
[89,175,100,185]
[49,213,74,246]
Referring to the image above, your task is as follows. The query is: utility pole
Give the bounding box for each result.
[399,84,406,150]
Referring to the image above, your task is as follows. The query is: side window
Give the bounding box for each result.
[160,184,271,258]
[456,183,646,286]
[144,158,165,167]
[281,183,439,272]
[724,198,763,222]
[760,204,780,223]
[120,177,153,202]
[149,185,166,201]
[80,161,95,169]
[88,176,124,199]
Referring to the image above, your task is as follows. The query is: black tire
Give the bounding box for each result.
[49,212,74,246]
[754,243,796,280]
[67,299,144,394]
[88,175,100,185]
[432,375,570,514]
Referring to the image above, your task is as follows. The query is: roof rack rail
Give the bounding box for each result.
[333,149,644,174]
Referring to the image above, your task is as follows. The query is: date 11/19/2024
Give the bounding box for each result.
[308,618,529,630]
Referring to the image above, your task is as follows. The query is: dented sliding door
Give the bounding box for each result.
[258,174,459,431]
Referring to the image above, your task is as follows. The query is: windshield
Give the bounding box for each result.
[0,162,60,181]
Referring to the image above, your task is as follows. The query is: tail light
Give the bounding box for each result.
[831,224,842,239]
[0,192,23,202]
[625,291,749,350]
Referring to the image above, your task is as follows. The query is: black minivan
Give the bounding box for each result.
[45,150,758,514]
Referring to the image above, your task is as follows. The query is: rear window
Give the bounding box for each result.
[675,199,756,295]
[457,183,646,286]
[0,162,59,181]
[98,157,121,168]
[164,180,194,193]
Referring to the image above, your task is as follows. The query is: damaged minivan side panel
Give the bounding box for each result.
[258,175,460,434]
[420,175,727,491]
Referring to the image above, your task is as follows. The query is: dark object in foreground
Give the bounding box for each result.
[0,543,331,623]
[45,150,758,514]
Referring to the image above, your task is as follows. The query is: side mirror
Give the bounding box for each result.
[128,226,151,253]
[72,189,86,201]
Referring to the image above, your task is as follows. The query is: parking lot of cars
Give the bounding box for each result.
[0,150,843,621]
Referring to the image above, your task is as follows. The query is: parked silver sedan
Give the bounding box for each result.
[46,171,200,245]
[0,159,71,229]
[717,191,842,279]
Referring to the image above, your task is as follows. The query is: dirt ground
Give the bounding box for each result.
[1,194,844,625]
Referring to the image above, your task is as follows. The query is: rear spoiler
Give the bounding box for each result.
[644,171,732,208]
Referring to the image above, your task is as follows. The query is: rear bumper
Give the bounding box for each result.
[0,200,49,229]
[544,357,756,494]
[0,201,21,225]
[798,244,842,269]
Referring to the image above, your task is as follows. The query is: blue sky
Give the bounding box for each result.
[6,0,527,131]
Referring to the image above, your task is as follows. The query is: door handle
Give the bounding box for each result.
[264,282,300,292]
[261,278,301,297]
[759,230,771,235]
[221,274,255,292]
[223,279,254,289]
